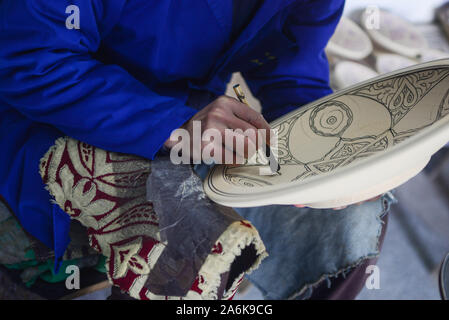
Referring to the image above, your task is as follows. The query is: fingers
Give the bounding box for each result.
[231,100,271,131]
[295,195,383,210]
[332,206,348,210]
[180,95,275,165]
[333,195,382,210]
[215,96,271,131]
[202,143,243,165]
[204,97,268,161]
[294,204,347,210]
[225,117,259,157]
[202,132,254,163]
[225,97,274,147]
[201,125,246,164]
[367,195,382,202]
[225,113,258,137]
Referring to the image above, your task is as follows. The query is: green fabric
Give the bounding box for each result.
[4,252,107,287]
[5,253,77,286]
[94,255,107,274]
[1,200,107,287]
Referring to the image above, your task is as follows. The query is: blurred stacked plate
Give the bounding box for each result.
[331,61,379,90]
[420,48,449,63]
[374,53,417,74]
[437,2,449,41]
[361,9,428,59]
[326,17,373,60]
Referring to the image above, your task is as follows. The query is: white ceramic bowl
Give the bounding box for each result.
[361,9,428,59]
[205,60,449,208]
[420,49,449,63]
[326,17,373,60]
[332,61,379,89]
[375,53,418,74]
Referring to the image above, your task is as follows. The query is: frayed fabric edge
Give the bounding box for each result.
[198,220,268,300]
[285,194,394,300]
[39,136,69,208]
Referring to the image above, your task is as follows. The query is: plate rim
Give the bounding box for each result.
[205,60,449,207]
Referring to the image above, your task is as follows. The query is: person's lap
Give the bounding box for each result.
[234,195,394,299]
[194,163,395,300]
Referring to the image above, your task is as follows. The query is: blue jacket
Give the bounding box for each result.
[0,0,344,261]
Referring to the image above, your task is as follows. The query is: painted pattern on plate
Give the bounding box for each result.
[213,66,449,190]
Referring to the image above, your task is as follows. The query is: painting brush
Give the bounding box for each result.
[233,84,281,173]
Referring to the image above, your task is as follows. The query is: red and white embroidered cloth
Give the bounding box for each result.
[39,137,266,300]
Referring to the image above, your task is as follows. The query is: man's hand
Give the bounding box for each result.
[294,195,382,210]
[164,96,272,164]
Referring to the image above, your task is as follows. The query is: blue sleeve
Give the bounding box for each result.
[0,0,197,160]
[242,0,345,122]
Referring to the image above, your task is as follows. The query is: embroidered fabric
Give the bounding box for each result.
[39,137,267,300]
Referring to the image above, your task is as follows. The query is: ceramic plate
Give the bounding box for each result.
[332,61,379,90]
[437,2,449,41]
[420,49,449,63]
[205,60,449,208]
[375,53,417,74]
[361,9,428,59]
[326,17,373,60]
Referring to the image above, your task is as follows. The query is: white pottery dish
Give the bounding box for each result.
[326,17,373,60]
[204,60,449,208]
[420,49,449,63]
[361,9,428,59]
[332,61,379,89]
[375,53,417,74]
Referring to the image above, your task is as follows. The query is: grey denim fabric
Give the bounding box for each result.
[146,157,249,297]
[235,195,394,300]
[194,164,396,300]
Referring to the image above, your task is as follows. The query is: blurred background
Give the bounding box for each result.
[233,0,449,300]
